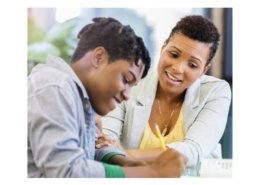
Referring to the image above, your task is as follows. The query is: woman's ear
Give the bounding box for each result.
[91,47,108,68]
[203,63,211,74]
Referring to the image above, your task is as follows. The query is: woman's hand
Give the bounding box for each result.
[95,114,121,149]
[95,132,120,148]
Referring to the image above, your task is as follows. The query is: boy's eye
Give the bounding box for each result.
[123,77,129,84]
[123,72,136,85]
[123,76,132,84]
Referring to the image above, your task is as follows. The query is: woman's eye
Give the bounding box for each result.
[169,52,178,58]
[189,62,198,68]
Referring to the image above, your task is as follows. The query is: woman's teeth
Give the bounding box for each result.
[166,72,181,82]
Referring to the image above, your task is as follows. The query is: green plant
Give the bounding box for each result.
[27,17,79,74]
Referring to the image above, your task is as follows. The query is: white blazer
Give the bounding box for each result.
[102,70,231,175]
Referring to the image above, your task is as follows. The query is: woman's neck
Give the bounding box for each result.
[156,84,185,105]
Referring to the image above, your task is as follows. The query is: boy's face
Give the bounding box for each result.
[88,59,145,115]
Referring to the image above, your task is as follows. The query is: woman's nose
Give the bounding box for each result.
[172,61,184,73]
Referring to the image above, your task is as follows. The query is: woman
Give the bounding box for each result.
[101,15,231,176]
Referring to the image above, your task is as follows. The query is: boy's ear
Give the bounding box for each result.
[91,47,109,68]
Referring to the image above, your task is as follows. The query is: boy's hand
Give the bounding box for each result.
[109,155,147,167]
[150,148,188,177]
[123,149,188,177]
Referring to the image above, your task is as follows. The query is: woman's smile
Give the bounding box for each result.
[164,71,183,86]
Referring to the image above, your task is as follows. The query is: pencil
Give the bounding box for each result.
[155,124,167,151]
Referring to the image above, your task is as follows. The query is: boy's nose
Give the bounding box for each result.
[122,86,130,101]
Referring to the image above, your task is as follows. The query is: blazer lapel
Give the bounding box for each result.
[127,105,153,148]
[126,71,158,148]
[137,70,158,106]
[183,77,201,131]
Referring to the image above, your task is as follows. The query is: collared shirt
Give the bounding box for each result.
[28,55,123,177]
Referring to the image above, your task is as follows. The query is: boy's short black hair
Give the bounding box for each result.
[166,15,220,64]
[72,17,150,78]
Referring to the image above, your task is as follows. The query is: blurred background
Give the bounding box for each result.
[27,8,232,159]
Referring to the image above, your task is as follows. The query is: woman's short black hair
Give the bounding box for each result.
[71,17,150,78]
[166,15,220,64]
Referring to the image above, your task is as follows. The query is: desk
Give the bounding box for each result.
[182,159,232,178]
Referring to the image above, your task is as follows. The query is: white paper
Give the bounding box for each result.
[199,159,232,178]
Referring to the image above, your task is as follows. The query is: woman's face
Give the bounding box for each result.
[158,33,211,95]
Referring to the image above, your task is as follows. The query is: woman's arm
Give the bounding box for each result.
[168,80,232,167]
[101,102,126,140]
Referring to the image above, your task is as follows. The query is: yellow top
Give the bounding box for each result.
[139,108,185,149]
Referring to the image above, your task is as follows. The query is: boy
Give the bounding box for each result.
[28,17,186,177]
